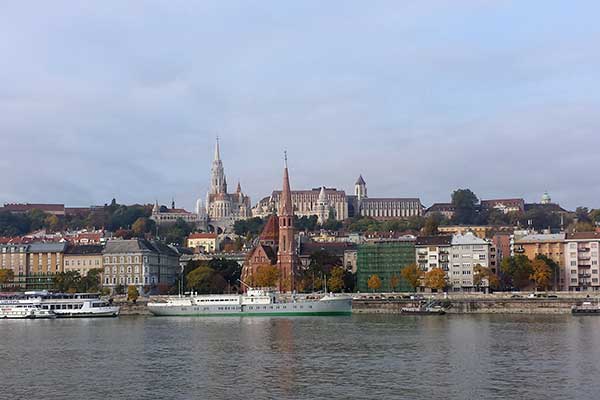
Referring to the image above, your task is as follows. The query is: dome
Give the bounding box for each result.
[541,191,551,204]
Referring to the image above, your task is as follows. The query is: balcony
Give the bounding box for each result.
[578,247,591,252]
[579,273,591,279]
[578,255,591,261]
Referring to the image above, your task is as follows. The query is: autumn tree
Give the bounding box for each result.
[401,263,422,292]
[473,264,499,291]
[254,265,280,288]
[127,285,140,303]
[424,268,446,291]
[389,274,400,292]
[367,274,382,292]
[530,258,552,291]
[0,268,14,285]
[328,266,345,292]
[187,266,227,293]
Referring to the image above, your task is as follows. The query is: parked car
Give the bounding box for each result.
[511,294,522,298]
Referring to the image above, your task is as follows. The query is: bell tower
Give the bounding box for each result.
[277,151,296,292]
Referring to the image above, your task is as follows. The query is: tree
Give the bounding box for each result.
[535,255,559,290]
[530,258,552,291]
[44,215,61,232]
[328,267,345,293]
[401,263,421,292]
[422,215,440,236]
[575,207,591,223]
[186,266,226,293]
[389,274,400,292]
[500,255,533,290]
[367,274,382,292]
[127,285,140,303]
[79,268,102,292]
[0,268,14,285]
[163,219,194,245]
[254,265,280,287]
[424,268,446,291]
[0,211,31,236]
[115,284,125,295]
[451,189,479,225]
[473,264,499,291]
[53,271,83,292]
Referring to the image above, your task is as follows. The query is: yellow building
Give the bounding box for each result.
[28,242,67,275]
[187,233,219,252]
[513,233,565,266]
[64,245,104,276]
[438,225,513,239]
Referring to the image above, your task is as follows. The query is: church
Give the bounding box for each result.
[241,155,297,293]
[204,139,252,233]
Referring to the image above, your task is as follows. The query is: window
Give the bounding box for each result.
[571,261,577,266]
[571,270,577,274]
[570,243,576,249]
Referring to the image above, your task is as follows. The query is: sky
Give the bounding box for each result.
[1,1,599,211]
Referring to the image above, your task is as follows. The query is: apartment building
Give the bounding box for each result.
[564,232,600,292]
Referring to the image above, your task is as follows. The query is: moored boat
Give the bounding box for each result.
[1,291,119,318]
[572,300,600,315]
[401,301,446,315]
[0,304,56,319]
[148,287,352,317]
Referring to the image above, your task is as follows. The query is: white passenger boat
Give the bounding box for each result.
[0,303,56,319]
[148,287,352,317]
[1,291,119,318]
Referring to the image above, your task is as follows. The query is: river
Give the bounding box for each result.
[2,314,599,399]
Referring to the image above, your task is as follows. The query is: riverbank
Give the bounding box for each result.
[113,293,599,315]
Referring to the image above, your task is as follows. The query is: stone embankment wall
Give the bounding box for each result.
[112,293,597,315]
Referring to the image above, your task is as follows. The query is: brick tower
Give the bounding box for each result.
[277,152,296,292]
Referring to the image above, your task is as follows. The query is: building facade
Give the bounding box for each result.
[64,245,103,277]
[0,243,29,288]
[513,233,565,289]
[253,187,349,222]
[151,200,200,226]
[351,176,422,220]
[564,232,600,292]
[480,198,525,214]
[205,139,251,233]
[449,232,491,292]
[356,239,416,293]
[415,236,452,272]
[102,239,180,292]
[187,233,219,252]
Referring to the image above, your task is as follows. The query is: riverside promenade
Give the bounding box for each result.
[113,292,598,315]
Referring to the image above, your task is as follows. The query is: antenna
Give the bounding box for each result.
[284,150,288,168]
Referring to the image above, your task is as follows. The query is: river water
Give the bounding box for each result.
[2,314,600,399]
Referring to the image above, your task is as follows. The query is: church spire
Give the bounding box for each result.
[214,136,221,161]
[280,151,293,216]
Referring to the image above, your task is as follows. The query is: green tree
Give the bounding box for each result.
[186,266,227,293]
[127,285,140,303]
[575,207,591,223]
[500,255,533,290]
[367,274,382,292]
[28,209,49,231]
[401,263,421,292]
[80,268,103,292]
[328,267,345,292]
[0,211,31,236]
[114,284,125,295]
[163,219,194,245]
[451,189,479,225]
[422,215,440,235]
[53,271,82,292]
[424,268,446,291]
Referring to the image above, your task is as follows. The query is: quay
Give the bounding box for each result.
[111,293,600,316]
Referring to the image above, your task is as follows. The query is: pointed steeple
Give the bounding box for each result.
[318,186,327,202]
[355,174,366,185]
[280,151,293,216]
[214,136,221,161]
[236,181,242,193]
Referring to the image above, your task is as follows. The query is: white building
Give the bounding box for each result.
[564,232,600,292]
[449,232,491,292]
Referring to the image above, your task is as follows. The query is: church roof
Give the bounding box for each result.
[259,215,279,242]
[279,156,293,215]
[355,175,366,185]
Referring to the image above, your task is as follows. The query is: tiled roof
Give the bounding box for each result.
[259,215,279,242]
[28,242,67,253]
[451,232,489,245]
[566,232,600,240]
[65,244,104,255]
[299,242,356,256]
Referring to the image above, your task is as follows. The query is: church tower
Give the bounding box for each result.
[355,175,367,200]
[316,186,330,225]
[210,137,227,194]
[277,152,296,292]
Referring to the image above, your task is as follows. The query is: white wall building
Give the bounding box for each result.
[564,232,600,292]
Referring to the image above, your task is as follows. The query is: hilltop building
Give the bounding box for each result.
[253,187,348,221]
[151,199,200,226]
[205,139,251,233]
[348,175,423,219]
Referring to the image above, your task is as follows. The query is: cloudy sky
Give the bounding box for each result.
[1,1,599,211]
